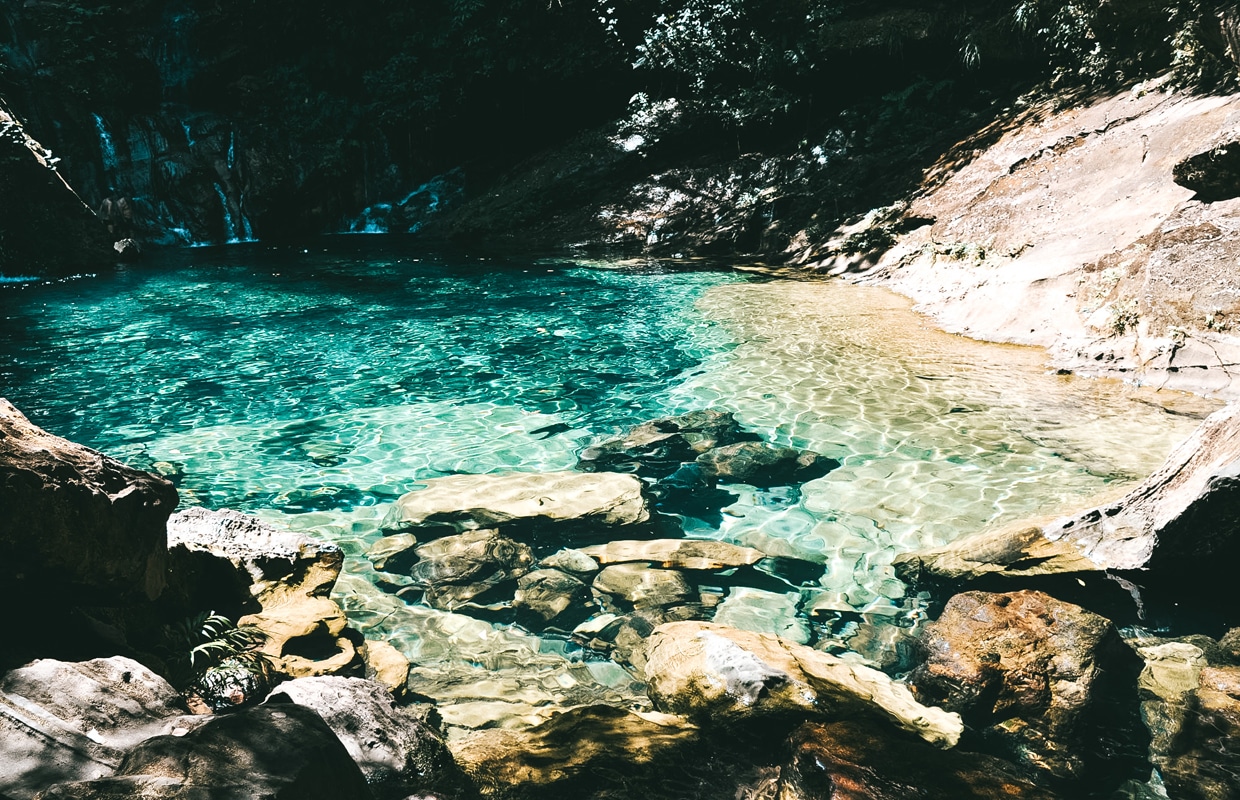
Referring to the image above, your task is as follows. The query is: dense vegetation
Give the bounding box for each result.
[1,0,1237,249]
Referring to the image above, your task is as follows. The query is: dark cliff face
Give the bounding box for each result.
[0,0,1233,256]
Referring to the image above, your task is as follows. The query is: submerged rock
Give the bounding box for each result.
[270,677,469,800]
[577,409,755,478]
[908,590,1144,783]
[513,569,593,629]
[381,471,650,542]
[644,621,962,747]
[713,587,810,645]
[581,538,764,571]
[35,702,370,800]
[592,563,694,608]
[450,705,697,799]
[896,404,1240,588]
[695,441,838,487]
[0,398,177,608]
[399,529,534,611]
[537,548,599,576]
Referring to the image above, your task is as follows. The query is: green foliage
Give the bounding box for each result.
[164,611,273,704]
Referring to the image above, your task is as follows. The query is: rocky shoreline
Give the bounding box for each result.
[3,392,1240,799]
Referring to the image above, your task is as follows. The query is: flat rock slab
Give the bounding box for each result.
[593,564,694,608]
[381,471,650,537]
[644,621,962,748]
[581,539,764,571]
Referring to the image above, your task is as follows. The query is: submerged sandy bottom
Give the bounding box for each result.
[255,278,1212,731]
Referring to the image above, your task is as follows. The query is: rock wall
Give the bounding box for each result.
[0,99,111,273]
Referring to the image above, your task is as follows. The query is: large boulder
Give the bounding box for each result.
[0,657,197,799]
[34,702,370,800]
[449,705,697,799]
[1173,137,1240,202]
[643,621,962,747]
[767,721,1063,800]
[1161,666,1240,800]
[0,399,177,606]
[381,471,650,542]
[908,590,1144,783]
[271,676,470,800]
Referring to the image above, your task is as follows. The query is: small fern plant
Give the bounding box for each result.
[167,611,274,711]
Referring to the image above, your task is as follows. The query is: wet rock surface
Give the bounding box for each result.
[577,410,755,478]
[581,538,764,570]
[695,441,837,487]
[1161,665,1240,800]
[908,590,1145,784]
[390,529,535,611]
[513,569,592,629]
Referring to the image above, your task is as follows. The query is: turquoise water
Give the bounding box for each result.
[0,243,741,510]
[0,241,1214,729]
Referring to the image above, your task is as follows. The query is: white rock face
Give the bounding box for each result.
[381,471,650,534]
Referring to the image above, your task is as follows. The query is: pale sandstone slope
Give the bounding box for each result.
[841,83,1240,399]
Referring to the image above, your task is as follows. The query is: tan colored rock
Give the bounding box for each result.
[381,471,649,535]
[593,563,693,607]
[404,529,534,611]
[361,639,410,698]
[449,705,697,797]
[644,621,962,747]
[367,533,418,573]
[581,538,764,571]
[240,595,356,679]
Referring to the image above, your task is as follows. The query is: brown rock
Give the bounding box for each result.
[696,441,838,487]
[0,398,177,605]
[361,640,410,698]
[513,569,592,628]
[909,590,1142,782]
[400,529,534,611]
[577,409,754,477]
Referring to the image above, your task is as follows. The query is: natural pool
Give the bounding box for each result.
[0,240,1216,729]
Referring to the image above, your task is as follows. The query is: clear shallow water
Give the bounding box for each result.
[0,242,1215,729]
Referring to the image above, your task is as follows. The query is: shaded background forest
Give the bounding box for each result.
[2,0,1238,257]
